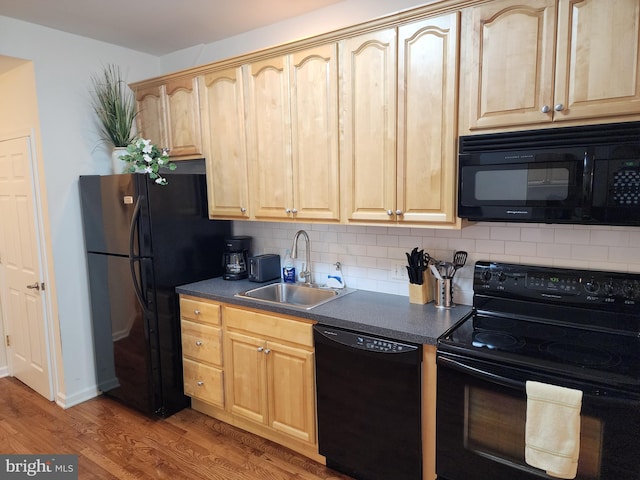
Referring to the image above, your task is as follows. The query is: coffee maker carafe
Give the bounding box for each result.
[222,236,252,280]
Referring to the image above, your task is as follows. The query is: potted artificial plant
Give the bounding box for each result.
[90,64,137,173]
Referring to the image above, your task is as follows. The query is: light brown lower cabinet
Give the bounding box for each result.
[178,295,321,462]
[179,295,438,476]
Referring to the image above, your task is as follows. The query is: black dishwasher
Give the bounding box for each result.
[313,325,422,480]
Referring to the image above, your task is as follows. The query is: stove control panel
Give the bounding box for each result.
[474,261,640,306]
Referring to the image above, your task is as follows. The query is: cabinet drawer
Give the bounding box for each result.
[224,306,313,347]
[180,296,221,325]
[181,320,223,365]
[183,358,224,408]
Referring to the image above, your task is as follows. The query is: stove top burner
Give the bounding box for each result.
[541,342,619,367]
[472,332,523,350]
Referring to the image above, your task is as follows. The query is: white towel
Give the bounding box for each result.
[525,381,583,479]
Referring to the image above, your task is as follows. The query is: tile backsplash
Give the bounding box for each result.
[233,221,640,306]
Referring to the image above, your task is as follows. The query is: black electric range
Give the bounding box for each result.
[438,261,640,395]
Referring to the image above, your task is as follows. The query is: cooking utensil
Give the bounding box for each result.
[452,251,468,274]
[430,264,443,281]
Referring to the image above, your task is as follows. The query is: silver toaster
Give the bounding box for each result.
[248,254,281,282]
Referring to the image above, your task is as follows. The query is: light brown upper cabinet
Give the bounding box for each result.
[245,44,340,222]
[199,68,251,219]
[341,13,460,225]
[134,76,203,158]
[463,0,640,132]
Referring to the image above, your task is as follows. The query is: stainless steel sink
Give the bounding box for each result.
[235,282,355,310]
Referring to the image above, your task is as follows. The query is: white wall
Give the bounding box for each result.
[234,222,640,307]
[0,16,160,406]
[159,0,432,72]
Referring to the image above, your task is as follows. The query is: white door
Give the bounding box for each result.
[0,136,53,399]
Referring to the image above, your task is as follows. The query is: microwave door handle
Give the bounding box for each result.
[582,150,595,219]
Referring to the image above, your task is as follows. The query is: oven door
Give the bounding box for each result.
[458,151,586,222]
[436,353,639,480]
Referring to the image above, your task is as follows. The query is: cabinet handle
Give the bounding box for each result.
[541,105,551,113]
[291,208,298,214]
[387,210,394,216]
[195,340,203,346]
[240,207,247,213]
[285,208,291,214]
[257,346,264,352]
[197,381,204,386]
[395,210,403,216]
[554,103,564,112]
[264,348,271,355]
[194,309,201,315]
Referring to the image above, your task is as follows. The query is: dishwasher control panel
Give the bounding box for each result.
[315,326,419,353]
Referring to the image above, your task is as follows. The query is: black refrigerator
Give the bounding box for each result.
[79,173,231,417]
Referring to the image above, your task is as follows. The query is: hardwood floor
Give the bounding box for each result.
[0,377,352,480]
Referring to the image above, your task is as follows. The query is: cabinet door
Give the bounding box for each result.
[200,69,251,219]
[466,0,556,129]
[135,84,166,147]
[554,0,640,121]
[246,57,293,220]
[224,331,269,424]
[290,44,341,221]
[164,77,203,157]
[266,341,316,444]
[340,28,398,223]
[397,13,459,224]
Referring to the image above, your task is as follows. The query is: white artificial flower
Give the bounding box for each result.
[143,154,152,163]
[158,158,165,165]
[155,178,164,184]
[142,139,153,154]
[144,166,153,174]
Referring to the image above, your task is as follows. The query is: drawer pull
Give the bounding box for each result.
[197,381,204,386]
[264,348,271,355]
[257,346,264,352]
[195,340,203,346]
[194,309,201,315]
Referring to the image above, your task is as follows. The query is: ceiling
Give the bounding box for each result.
[0,0,343,56]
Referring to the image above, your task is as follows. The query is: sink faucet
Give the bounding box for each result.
[291,230,311,285]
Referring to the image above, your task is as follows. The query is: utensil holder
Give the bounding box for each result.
[409,271,433,304]
[434,277,453,308]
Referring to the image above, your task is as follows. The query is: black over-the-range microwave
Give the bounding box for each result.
[457,121,640,226]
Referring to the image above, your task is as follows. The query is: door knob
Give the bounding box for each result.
[554,104,564,111]
[541,105,551,113]
[26,283,41,290]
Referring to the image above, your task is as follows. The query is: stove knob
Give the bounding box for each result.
[583,278,600,294]
[480,270,492,283]
[622,281,638,299]
[497,272,507,283]
[603,281,615,296]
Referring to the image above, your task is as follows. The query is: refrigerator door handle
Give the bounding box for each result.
[129,195,151,315]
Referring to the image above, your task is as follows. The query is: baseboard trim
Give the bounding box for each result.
[56,385,100,409]
[0,366,9,378]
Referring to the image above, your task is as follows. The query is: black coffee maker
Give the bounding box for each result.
[222,236,252,280]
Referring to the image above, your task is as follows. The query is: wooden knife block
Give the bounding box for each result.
[408,271,433,304]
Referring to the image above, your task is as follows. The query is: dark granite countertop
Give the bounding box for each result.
[176,277,472,345]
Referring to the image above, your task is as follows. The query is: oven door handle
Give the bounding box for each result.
[438,354,640,401]
[438,355,525,390]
